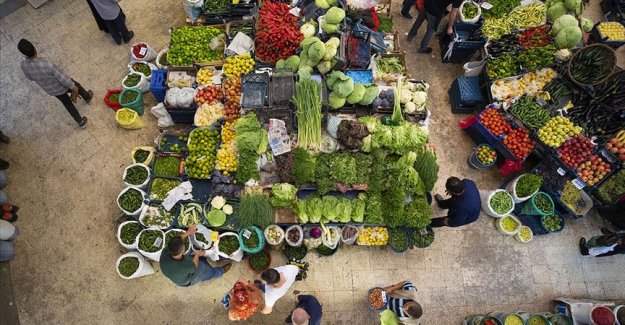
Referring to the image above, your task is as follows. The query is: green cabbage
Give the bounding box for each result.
[332,77,354,98]
[326,70,345,89]
[359,85,379,105]
[323,46,337,61]
[316,60,333,74]
[325,37,340,49]
[298,65,313,79]
[346,83,365,104]
[555,25,582,49]
[564,0,580,10]
[301,36,321,49]
[308,41,326,63]
[321,21,339,34]
[329,91,347,109]
[285,55,301,72]
[315,0,329,9]
[300,23,316,38]
[547,2,566,21]
[324,7,345,24]
[276,59,286,69]
[552,15,578,35]
[581,17,593,32]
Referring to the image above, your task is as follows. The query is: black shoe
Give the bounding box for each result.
[0,133,9,144]
[114,38,122,45]
[417,47,433,54]
[79,117,88,128]
[400,11,412,20]
[123,31,134,44]
[579,238,589,256]
[0,159,9,170]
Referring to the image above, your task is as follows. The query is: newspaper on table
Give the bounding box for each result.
[268,118,291,156]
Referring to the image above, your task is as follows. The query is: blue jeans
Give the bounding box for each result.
[189,258,224,285]
[407,9,440,51]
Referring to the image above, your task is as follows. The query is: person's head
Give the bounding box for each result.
[291,308,310,325]
[18,39,36,58]
[167,236,185,257]
[445,177,465,196]
[403,301,423,319]
[260,268,280,285]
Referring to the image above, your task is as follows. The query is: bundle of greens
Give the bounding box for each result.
[295,195,365,224]
[294,78,322,150]
[239,192,273,228]
[413,148,439,192]
[291,148,316,185]
[235,113,268,183]
[314,152,373,194]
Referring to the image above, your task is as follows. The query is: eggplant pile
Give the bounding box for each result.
[486,34,521,58]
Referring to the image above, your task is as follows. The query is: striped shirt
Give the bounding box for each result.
[20,58,75,96]
[387,282,417,318]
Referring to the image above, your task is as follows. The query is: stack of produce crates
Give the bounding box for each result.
[448,76,484,114]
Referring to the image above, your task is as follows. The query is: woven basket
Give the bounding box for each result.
[567,44,616,87]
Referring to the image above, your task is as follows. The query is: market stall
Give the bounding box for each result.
[111,0,439,280]
[445,0,625,239]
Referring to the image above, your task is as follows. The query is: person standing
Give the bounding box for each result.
[159,225,232,287]
[406,0,462,53]
[285,294,322,325]
[431,177,481,228]
[0,131,8,170]
[18,39,92,128]
[89,0,134,45]
[260,265,300,314]
[384,281,423,324]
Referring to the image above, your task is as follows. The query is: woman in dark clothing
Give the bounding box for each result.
[89,0,134,45]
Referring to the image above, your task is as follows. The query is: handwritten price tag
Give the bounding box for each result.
[153,237,163,247]
[139,47,147,56]
[419,228,429,235]
[242,229,252,239]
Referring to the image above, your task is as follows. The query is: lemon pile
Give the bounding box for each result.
[357,227,389,246]
[197,68,214,85]
[538,116,582,147]
[491,68,557,99]
[216,121,238,175]
[223,54,255,78]
[598,22,625,41]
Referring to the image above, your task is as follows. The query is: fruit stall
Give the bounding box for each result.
[443,0,625,238]
[111,0,437,279]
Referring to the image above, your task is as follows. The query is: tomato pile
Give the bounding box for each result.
[195,85,223,106]
[480,108,512,137]
[255,1,303,63]
[577,155,611,186]
[368,288,385,309]
[223,77,242,122]
[503,128,535,159]
[557,134,594,169]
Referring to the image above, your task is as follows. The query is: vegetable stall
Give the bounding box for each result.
[112,0,438,279]
[444,0,624,238]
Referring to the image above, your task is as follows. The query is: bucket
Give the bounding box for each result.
[520,192,554,216]
[468,144,497,169]
[238,226,266,254]
[591,306,616,325]
[247,249,272,274]
[120,88,145,116]
[104,89,122,111]
[546,313,573,325]
[525,314,552,325]
[488,312,524,325]
[614,305,624,325]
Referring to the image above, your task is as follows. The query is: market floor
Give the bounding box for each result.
[1,0,624,324]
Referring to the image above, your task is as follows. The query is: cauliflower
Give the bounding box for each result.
[404,101,417,113]
[404,82,416,91]
[412,91,427,106]
[555,49,571,60]
[400,89,413,104]
[222,204,233,215]
[211,196,226,209]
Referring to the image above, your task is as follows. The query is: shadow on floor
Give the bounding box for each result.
[0,262,20,325]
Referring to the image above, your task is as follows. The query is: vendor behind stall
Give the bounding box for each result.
[431,177,480,228]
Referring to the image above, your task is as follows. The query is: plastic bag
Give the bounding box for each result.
[128,61,158,80]
[216,232,244,262]
[116,220,140,250]
[264,224,285,247]
[190,224,215,250]
[321,226,341,249]
[0,219,19,241]
[480,189,514,218]
[183,0,204,21]
[150,103,174,127]
[209,35,226,51]
[115,108,143,130]
[116,251,156,279]
[459,1,482,23]
[136,229,165,261]
[122,163,151,189]
[340,225,359,245]
[122,73,149,93]
[116,187,146,216]
[457,115,477,129]
[285,225,304,247]
[156,49,169,69]
[130,42,157,62]
[131,146,155,165]
[165,88,179,107]
[463,59,485,77]
[176,87,195,108]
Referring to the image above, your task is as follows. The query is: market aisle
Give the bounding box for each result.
[1,0,624,324]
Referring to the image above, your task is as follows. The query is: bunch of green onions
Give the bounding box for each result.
[294,78,322,151]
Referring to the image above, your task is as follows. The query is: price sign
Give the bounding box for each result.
[572,179,586,190]
[557,167,566,176]
[139,47,147,56]
[242,229,252,239]
[153,237,163,247]
[211,232,219,242]
[419,228,429,235]
[481,2,493,9]
[381,291,387,302]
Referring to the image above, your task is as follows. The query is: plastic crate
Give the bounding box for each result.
[449,87,477,114]
[591,22,625,49]
[242,73,270,109]
[269,71,295,108]
[352,20,388,53]
[347,31,372,69]
[167,108,196,124]
[190,178,213,202]
[150,70,167,103]
[491,139,518,161]
[517,214,550,235]
[345,69,373,84]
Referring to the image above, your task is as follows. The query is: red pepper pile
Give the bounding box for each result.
[480,108,512,137]
[503,128,535,160]
[255,1,303,63]
[132,43,149,59]
[518,25,552,49]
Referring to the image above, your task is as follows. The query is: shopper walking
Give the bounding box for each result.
[260,265,300,314]
[579,229,625,257]
[89,0,134,45]
[285,294,322,325]
[159,225,232,287]
[383,281,423,324]
[18,39,92,128]
[226,279,264,321]
[406,0,462,53]
[431,176,480,228]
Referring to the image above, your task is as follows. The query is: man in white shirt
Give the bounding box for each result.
[260,265,300,314]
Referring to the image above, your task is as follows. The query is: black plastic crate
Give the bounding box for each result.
[590,22,625,49]
[189,178,213,202]
[241,72,270,109]
[517,214,549,235]
[449,87,478,114]
[270,71,295,108]
[259,108,296,134]
[167,108,196,124]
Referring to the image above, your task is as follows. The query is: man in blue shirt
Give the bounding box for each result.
[431,177,481,228]
[285,294,322,325]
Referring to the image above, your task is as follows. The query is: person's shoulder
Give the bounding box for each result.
[276,264,299,273]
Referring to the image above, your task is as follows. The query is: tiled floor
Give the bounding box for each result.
[1,0,624,324]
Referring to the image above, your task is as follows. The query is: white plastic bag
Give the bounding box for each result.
[122,163,151,189]
[463,59,486,77]
[505,175,537,203]
[0,219,19,241]
[128,61,158,81]
[321,226,341,249]
[264,224,285,247]
[130,42,157,62]
[340,225,359,245]
[150,103,175,128]
[116,187,146,216]
[139,204,175,230]
[131,146,156,165]
[117,220,141,250]
[122,73,149,93]
[136,229,165,261]
[285,225,304,247]
[176,87,195,108]
[116,251,156,279]
[183,0,204,21]
[480,189,514,218]
[459,1,482,23]
[156,49,169,69]
[190,225,214,250]
[165,229,193,255]
[165,88,179,107]
[216,232,244,262]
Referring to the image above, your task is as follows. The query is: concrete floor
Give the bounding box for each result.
[1,0,624,324]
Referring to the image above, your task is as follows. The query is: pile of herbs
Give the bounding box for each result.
[154,156,180,178]
[133,149,150,164]
[249,251,270,271]
[118,188,143,212]
[124,165,148,186]
[142,203,174,228]
[314,152,372,194]
[239,193,273,228]
[124,74,141,87]
[109,93,120,103]
[388,228,409,252]
[284,245,307,260]
[241,228,260,250]
[118,256,139,277]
